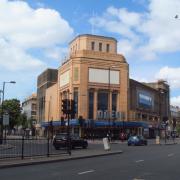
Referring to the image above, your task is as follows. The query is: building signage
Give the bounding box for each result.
[3,114,9,126]
[138,92,153,109]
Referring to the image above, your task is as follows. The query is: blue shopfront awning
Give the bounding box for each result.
[94,121,114,127]
[41,119,80,127]
[41,120,148,128]
[115,121,148,128]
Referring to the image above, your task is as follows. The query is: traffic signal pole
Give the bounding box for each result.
[62,98,76,156]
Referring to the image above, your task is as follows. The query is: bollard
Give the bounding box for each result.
[103,138,111,151]
[156,136,160,145]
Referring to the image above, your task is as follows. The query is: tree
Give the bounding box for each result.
[0,99,21,129]
[18,113,28,129]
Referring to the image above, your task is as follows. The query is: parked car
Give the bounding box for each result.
[127,135,147,146]
[53,133,88,150]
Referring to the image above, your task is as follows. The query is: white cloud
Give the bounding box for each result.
[155,66,180,89]
[171,96,180,107]
[44,46,68,61]
[0,38,46,71]
[0,0,73,49]
[0,0,74,100]
[0,0,73,71]
[89,0,180,60]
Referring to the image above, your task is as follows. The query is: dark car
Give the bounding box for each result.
[127,135,147,146]
[53,133,88,150]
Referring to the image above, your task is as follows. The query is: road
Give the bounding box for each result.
[0,143,180,180]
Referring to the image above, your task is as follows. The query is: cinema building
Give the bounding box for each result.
[37,34,170,138]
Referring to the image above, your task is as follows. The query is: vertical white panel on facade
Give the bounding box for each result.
[110,70,119,84]
[89,68,108,83]
[60,70,70,87]
[89,68,119,84]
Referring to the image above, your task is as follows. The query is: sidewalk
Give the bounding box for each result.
[0,146,123,169]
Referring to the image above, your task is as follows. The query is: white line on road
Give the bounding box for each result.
[135,160,144,163]
[168,153,174,157]
[78,169,95,175]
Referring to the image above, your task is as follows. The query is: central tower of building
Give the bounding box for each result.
[58,34,129,121]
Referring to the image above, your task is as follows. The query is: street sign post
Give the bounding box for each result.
[3,114,9,126]
[3,113,9,143]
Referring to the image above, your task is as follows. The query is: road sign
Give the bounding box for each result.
[3,114,9,126]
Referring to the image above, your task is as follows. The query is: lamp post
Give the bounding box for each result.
[0,81,16,144]
[0,90,3,105]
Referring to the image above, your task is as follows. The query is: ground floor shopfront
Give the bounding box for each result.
[39,119,162,139]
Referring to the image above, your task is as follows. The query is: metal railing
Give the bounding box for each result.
[0,136,68,160]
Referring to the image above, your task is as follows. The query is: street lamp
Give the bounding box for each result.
[0,81,16,144]
[0,90,3,105]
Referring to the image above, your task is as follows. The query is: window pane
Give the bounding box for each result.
[98,92,108,111]
[99,43,102,51]
[106,44,110,52]
[91,42,95,50]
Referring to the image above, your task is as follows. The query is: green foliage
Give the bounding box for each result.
[18,113,28,129]
[1,99,21,128]
[176,124,180,134]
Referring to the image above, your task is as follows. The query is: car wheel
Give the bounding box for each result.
[82,145,87,149]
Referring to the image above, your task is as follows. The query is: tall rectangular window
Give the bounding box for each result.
[112,93,117,111]
[98,92,108,111]
[106,44,110,52]
[88,92,94,119]
[91,42,95,50]
[74,89,78,116]
[99,43,102,51]
[73,67,79,81]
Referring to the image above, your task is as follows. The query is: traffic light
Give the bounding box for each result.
[50,120,53,127]
[61,116,65,126]
[62,99,69,114]
[78,116,84,127]
[173,118,176,129]
[70,99,76,119]
[163,116,168,126]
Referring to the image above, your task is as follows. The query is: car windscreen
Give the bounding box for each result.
[55,134,67,140]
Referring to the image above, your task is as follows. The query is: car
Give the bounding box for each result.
[53,133,88,150]
[127,135,147,146]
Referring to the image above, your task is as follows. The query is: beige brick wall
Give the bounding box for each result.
[45,83,59,122]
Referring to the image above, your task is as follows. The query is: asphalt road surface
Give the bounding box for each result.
[0,143,180,180]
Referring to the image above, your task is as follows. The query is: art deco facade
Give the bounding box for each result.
[37,34,170,138]
[43,34,129,122]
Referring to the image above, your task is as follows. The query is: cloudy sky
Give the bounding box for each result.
[0,0,180,106]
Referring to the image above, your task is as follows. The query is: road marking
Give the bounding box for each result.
[168,153,174,157]
[135,160,144,163]
[133,178,144,180]
[78,169,95,175]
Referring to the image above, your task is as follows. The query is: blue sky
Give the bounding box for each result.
[0,0,180,106]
